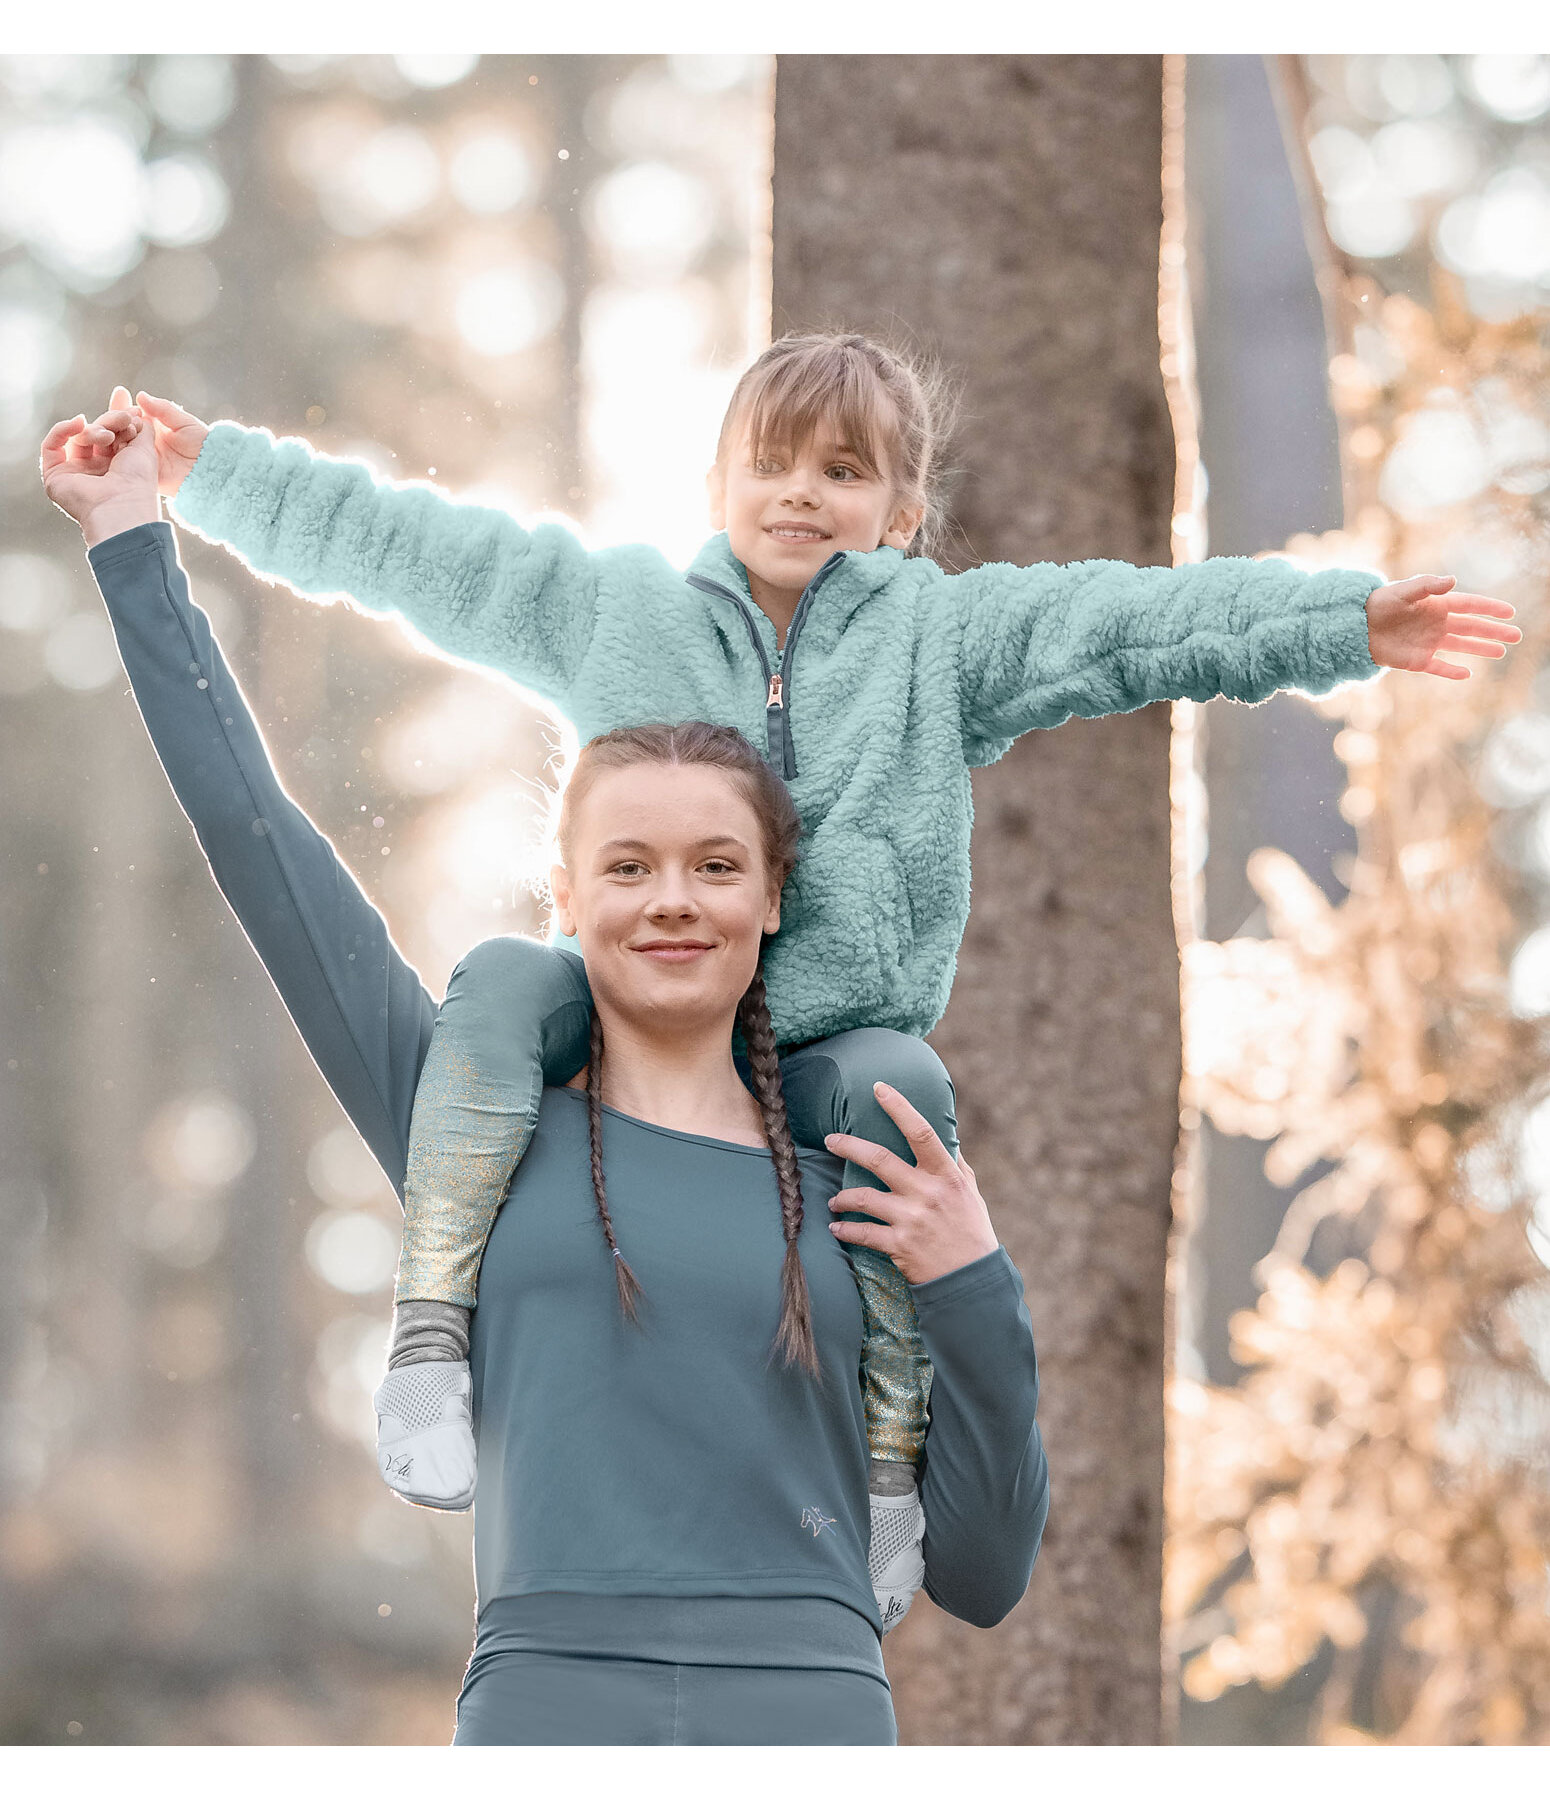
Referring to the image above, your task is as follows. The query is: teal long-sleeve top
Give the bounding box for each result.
[87,521,1050,1656]
[169,423,1384,1049]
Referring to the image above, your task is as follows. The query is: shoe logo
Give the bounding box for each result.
[881,1595,906,1626]
[386,1452,414,1481]
[801,1505,837,1538]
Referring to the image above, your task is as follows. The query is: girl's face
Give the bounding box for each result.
[550,763,783,1041]
[707,410,924,602]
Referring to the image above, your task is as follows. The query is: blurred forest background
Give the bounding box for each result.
[1,52,1549,1745]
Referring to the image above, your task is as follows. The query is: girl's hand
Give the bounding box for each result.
[1366,574,1520,680]
[41,394,162,546]
[133,390,210,496]
[825,1084,1000,1287]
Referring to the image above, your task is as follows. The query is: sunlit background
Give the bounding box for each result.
[4,51,1550,1746]
[1171,53,1550,1744]
[0,52,769,1744]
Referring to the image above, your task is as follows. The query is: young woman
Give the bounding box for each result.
[42,411,1049,1746]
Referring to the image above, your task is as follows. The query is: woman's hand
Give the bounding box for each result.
[133,391,209,496]
[1366,574,1520,679]
[41,388,161,547]
[825,1084,1000,1286]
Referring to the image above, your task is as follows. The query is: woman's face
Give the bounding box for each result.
[550,763,783,1039]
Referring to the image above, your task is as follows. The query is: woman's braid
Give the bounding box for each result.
[739,967,821,1379]
[585,1010,645,1325]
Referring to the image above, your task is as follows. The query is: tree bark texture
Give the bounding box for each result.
[772,54,1178,1744]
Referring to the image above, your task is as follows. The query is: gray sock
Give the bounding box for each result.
[388,1299,471,1368]
[868,1459,919,1497]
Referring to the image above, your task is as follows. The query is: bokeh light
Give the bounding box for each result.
[305,1209,399,1295]
[453,261,563,358]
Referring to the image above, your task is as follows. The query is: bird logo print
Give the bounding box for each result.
[801,1505,837,1538]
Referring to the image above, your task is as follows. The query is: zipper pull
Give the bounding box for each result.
[767,674,784,708]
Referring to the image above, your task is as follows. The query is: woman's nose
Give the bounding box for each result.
[645,880,699,918]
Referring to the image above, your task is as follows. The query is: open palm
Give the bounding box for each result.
[1366,573,1520,680]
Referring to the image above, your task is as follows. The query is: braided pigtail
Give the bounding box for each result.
[586,1010,645,1325]
[739,966,821,1380]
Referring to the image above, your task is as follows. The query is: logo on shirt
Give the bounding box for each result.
[801,1505,837,1538]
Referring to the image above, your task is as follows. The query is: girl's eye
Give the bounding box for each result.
[753,458,782,475]
[826,464,860,482]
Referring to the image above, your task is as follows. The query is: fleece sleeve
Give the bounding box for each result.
[946,553,1383,767]
[911,1245,1050,1628]
[86,521,434,1197]
[168,421,601,711]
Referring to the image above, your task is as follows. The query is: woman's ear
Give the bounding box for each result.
[882,498,925,552]
[706,460,726,531]
[549,862,578,939]
[763,882,782,939]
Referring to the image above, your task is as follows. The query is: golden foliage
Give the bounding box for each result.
[1169,60,1550,1744]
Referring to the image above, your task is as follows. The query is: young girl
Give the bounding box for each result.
[107,334,1513,1627]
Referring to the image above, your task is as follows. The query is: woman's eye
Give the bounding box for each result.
[610,861,647,877]
[702,860,738,876]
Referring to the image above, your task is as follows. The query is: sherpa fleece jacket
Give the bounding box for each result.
[169,423,1383,1046]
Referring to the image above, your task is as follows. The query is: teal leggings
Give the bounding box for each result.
[453,1652,897,1746]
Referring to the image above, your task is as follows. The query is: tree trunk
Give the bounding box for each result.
[772,53,1178,1745]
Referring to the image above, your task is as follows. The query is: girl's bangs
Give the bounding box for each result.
[741,352,895,480]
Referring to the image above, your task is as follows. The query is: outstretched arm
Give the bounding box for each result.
[122,392,603,711]
[47,408,435,1191]
[945,553,1518,766]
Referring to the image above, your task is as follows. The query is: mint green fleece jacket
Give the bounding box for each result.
[170,423,1381,1045]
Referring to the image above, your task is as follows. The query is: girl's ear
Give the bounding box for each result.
[550,862,578,939]
[706,460,727,531]
[882,499,925,552]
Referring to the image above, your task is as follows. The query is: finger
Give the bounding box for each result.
[1395,573,1458,598]
[827,1186,902,1221]
[1422,656,1470,681]
[110,384,134,411]
[1436,634,1508,659]
[42,416,88,456]
[823,1130,916,1193]
[870,1082,959,1177]
[1444,600,1519,629]
[828,1218,891,1252]
[136,391,197,427]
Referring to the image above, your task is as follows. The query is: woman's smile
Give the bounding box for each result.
[632,938,715,963]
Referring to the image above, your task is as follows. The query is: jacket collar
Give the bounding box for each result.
[685,532,904,631]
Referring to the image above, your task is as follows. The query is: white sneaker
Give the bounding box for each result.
[372,1361,477,1512]
[869,1488,926,1634]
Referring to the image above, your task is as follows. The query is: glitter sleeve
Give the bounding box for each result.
[845,1242,932,1467]
[397,936,594,1308]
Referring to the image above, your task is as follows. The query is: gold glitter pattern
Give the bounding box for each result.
[396,1038,541,1308]
[844,1241,931,1466]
